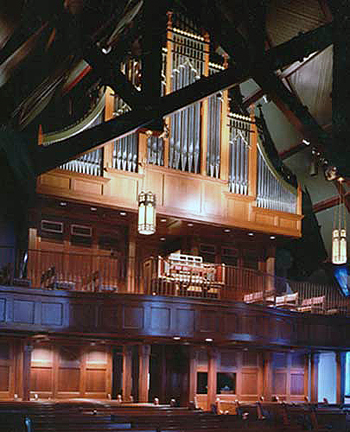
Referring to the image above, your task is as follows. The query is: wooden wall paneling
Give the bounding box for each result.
[235,351,243,400]
[106,345,113,399]
[290,352,306,401]
[13,340,23,399]
[138,345,150,402]
[262,351,273,401]
[241,350,259,401]
[127,229,137,293]
[85,347,109,398]
[336,351,346,404]
[52,346,58,398]
[189,347,198,403]
[257,352,264,400]
[272,352,288,401]
[57,344,82,398]
[80,345,87,397]
[304,353,310,401]
[30,344,53,399]
[310,353,319,403]
[207,347,218,410]
[0,340,13,398]
[122,345,133,401]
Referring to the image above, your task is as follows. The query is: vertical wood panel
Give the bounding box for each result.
[123,345,133,401]
[207,347,218,410]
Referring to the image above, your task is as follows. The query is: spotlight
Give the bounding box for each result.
[324,166,338,181]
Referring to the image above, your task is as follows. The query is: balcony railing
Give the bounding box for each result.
[0,248,348,316]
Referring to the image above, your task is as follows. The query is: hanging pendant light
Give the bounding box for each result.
[332,183,347,265]
[138,190,156,235]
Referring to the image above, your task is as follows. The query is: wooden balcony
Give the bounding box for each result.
[0,249,348,318]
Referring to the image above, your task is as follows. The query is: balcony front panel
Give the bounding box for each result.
[37,165,302,237]
[0,285,349,350]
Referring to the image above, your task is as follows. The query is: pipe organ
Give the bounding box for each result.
[228,114,250,195]
[42,11,301,223]
[257,143,298,213]
[206,65,224,179]
[168,28,205,173]
[60,111,104,176]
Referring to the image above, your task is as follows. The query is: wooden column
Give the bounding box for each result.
[122,345,133,401]
[103,86,115,169]
[262,351,273,401]
[22,342,32,401]
[310,353,319,403]
[189,347,198,403]
[336,351,345,404]
[248,107,258,198]
[266,247,276,293]
[138,345,150,402]
[127,230,136,293]
[220,56,229,182]
[207,347,218,410]
[304,352,310,401]
[200,32,210,176]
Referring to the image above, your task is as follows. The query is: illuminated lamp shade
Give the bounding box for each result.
[332,228,347,265]
[138,191,156,235]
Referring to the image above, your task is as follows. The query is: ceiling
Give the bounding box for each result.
[0,0,346,261]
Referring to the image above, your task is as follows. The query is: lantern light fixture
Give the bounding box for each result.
[332,190,347,265]
[138,190,156,235]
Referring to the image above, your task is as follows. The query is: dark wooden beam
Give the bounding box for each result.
[313,195,340,213]
[32,22,333,175]
[330,1,350,177]
[140,0,166,131]
[82,43,145,109]
[279,142,309,160]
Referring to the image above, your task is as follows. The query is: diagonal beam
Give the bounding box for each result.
[279,141,310,160]
[313,195,340,213]
[82,43,145,109]
[33,22,333,175]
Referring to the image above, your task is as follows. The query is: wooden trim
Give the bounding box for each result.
[336,351,345,404]
[22,343,32,401]
[138,345,150,402]
[262,351,272,401]
[189,347,198,403]
[310,353,319,403]
[122,345,133,401]
[103,86,115,169]
[207,347,218,410]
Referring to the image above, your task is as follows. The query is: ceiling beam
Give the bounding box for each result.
[82,43,145,109]
[279,141,310,160]
[313,195,340,213]
[32,21,333,175]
